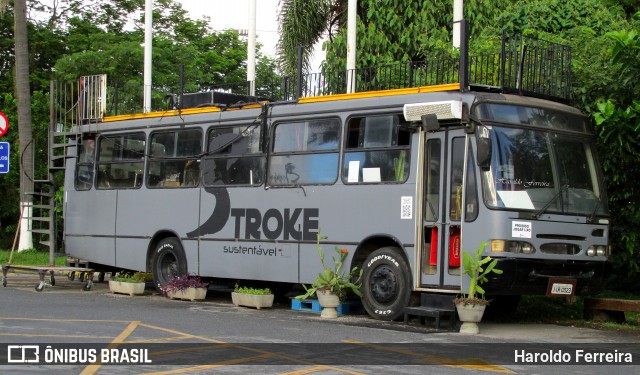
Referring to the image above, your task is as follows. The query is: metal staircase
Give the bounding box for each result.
[24,76,106,262]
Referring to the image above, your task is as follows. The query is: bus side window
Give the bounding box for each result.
[450,138,464,220]
[465,140,479,222]
[147,129,202,188]
[203,125,265,186]
[342,114,411,184]
[96,133,145,190]
[75,138,95,190]
[268,119,340,186]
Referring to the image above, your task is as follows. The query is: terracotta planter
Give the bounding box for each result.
[317,290,340,318]
[166,287,207,301]
[231,292,274,309]
[455,302,486,334]
[109,280,145,296]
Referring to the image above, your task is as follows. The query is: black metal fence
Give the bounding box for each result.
[98,31,572,116]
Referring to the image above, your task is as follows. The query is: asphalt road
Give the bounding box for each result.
[0,270,638,375]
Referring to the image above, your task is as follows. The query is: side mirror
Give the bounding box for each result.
[476,126,492,168]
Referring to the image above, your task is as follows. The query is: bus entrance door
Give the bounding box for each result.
[420,129,465,290]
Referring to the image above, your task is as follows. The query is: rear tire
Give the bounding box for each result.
[151,237,188,291]
[361,247,412,321]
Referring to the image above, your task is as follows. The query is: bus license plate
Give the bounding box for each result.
[546,278,576,297]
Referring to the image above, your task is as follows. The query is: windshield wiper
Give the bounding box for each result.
[532,184,569,219]
[587,196,602,223]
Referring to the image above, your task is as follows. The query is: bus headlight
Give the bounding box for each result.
[586,246,595,256]
[596,245,606,256]
[521,243,534,254]
[507,241,521,253]
[503,241,535,254]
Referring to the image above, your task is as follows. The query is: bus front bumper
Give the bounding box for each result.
[482,258,608,296]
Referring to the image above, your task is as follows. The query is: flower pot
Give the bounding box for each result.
[317,290,340,318]
[455,302,486,334]
[109,280,145,296]
[232,292,274,309]
[166,287,207,301]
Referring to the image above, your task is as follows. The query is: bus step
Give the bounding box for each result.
[291,299,364,315]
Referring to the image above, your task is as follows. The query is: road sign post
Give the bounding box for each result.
[0,141,9,174]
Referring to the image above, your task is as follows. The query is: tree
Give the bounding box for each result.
[1,0,34,251]
[277,0,511,77]
[592,22,640,289]
[277,0,336,78]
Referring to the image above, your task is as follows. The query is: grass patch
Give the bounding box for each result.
[0,249,66,266]
[487,295,640,333]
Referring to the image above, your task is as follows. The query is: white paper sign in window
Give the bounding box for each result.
[512,221,532,238]
[362,168,381,183]
[497,191,535,210]
[347,160,360,183]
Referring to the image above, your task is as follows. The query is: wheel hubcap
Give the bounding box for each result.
[160,254,178,282]
[369,266,397,304]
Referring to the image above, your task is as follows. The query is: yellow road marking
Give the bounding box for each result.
[125,335,194,344]
[0,333,114,339]
[1,317,507,374]
[138,353,276,374]
[279,366,365,375]
[342,340,515,374]
[0,317,132,323]
[80,321,140,375]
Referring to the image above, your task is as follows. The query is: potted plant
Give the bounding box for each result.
[160,274,209,301]
[295,231,363,318]
[454,241,503,334]
[231,284,274,309]
[109,272,148,296]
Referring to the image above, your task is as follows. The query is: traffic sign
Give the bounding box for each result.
[0,141,9,174]
[0,112,8,137]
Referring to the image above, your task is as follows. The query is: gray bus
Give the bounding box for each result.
[61,81,609,320]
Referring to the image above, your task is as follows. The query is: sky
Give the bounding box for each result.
[176,0,325,71]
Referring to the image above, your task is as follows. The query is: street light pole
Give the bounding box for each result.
[143,0,153,113]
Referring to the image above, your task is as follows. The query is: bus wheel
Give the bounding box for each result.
[151,237,187,291]
[361,247,411,321]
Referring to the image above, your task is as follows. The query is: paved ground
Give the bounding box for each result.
[0,269,638,374]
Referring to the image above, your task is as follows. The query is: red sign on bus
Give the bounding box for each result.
[0,112,8,137]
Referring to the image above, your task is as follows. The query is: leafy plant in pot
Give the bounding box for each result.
[159,274,209,301]
[295,231,363,318]
[109,271,148,296]
[454,241,503,334]
[232,284,274,309]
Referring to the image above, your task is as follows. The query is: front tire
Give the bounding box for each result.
[151,237,187,291]
[361,247,412,321]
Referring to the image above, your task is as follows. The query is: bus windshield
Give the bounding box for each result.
[480,125,608,217]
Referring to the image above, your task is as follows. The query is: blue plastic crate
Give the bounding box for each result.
[291,299,364,315]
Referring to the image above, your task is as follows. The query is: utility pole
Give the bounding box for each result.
[453,0,463,49]
[248,0,256,97]
[346,0,357,94]
[143,0,153,112]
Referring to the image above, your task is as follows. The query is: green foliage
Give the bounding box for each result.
[234,284,272,295]
[111,271,151,283]
[456,242,503,305]
[295,230,363,301]
[321,0,510,73]
[588,25,640,290]
[0,249,66,266]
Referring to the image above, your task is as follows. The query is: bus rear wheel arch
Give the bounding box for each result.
[151,237,187,291]
[361,246,411,321]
